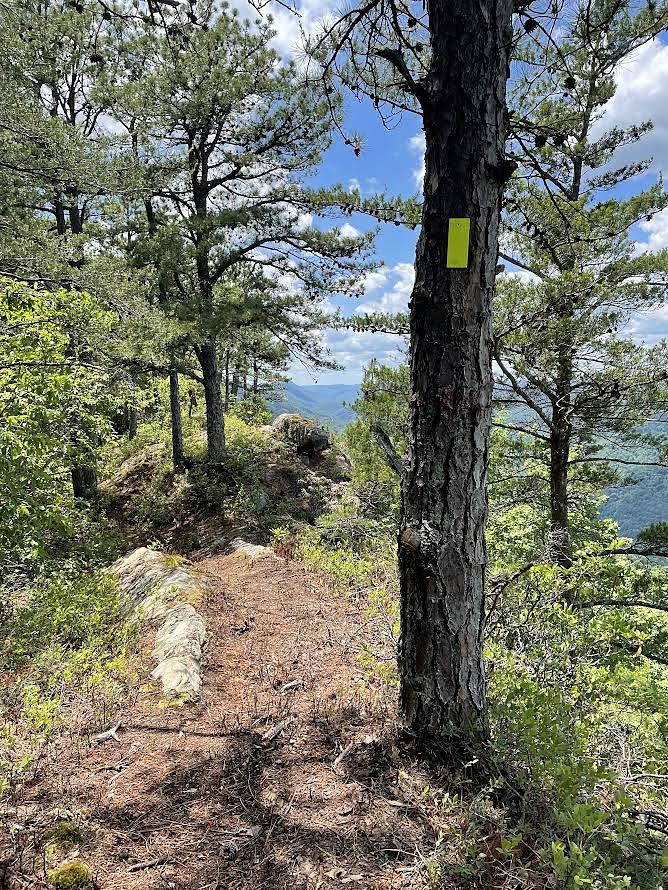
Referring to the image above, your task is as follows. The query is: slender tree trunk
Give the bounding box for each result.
[242,373,248,399]
[252,359,259,395]
[197,341,225,462]
[126,403,138,440]
[71,464,97,500]
[548,349,573,566]
[398,0,514,743]
[231,369,240,402]
[169,370,185,468]
[224,348,231,410]
[548,431,571,566]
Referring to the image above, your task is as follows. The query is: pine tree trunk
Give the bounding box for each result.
[197,341,225,462]
[224,349,231,410]
[231,369,240,401]
[398,0,514,743]
[253,359,259,395]
[71,465,97,499]
[548,349,573,566]
[169,370,185,468]
[548,432,571,566]
[126,404,138,440]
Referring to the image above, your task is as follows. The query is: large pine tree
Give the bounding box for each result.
[496,0,668,564]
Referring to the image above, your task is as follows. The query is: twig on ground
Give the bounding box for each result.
[278,679,303,694]
[262,716,296,742]
[95,722,121,744]
[128,855,170,872]
[333,741,355,767]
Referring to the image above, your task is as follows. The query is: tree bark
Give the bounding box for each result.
[231,368,240,402]
[197,340,225,462]
[548,431,571,566]
[547,349,573,566]
[224,348,231,409]
[71,464,97,499]
[126,403,138,440]
[398,0,514,743]
[169,370,185,468]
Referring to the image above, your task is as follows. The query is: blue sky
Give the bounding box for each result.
[264,15,668,384]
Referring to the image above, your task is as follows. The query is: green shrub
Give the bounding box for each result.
[226,394,272,426]
[1,572,128,668]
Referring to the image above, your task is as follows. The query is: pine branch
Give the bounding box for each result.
[371,423,405,476]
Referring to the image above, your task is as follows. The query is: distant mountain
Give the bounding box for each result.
[269,382,360,430]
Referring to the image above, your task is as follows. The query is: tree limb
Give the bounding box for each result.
[371,424,405,476]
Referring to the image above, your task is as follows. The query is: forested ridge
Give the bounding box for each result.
[3,1,668,888]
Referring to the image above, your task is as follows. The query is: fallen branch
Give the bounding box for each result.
[128,855,169,872]
[262,716,296,742]
[278,679,303,694]
[333,741,355,767]
[95,722,121,744]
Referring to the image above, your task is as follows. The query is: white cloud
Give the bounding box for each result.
[362,267,390,293]
[636,207,668,252]
[626,304,668,345]
[408,132,425,190]
[339,222,360,238]
[594,38,668,177]
[355,261,414,314]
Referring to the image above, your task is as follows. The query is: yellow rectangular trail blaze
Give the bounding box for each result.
[446,218,471,269]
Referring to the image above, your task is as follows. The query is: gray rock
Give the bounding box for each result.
[108,547,206,701]
[153,604,206,662]
[270,413,330,456]
[151,656,202,700]
[227,538,274,560]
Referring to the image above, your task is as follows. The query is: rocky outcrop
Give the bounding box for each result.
[226,537,274,560]
[269,413,330,458]
[109,548,206,701]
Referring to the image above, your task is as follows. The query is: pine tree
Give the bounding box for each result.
[107,3,374,463]
[496,0,668,565]
[304,0,517,744]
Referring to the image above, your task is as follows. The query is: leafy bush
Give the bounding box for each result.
[226,394,272,426]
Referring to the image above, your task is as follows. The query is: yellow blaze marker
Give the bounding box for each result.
[446,218,471,269]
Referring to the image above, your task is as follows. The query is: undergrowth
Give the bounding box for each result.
[0,571,138,799]
[278,493,668,889]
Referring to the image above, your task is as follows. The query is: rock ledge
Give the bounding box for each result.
[109,547,206,701]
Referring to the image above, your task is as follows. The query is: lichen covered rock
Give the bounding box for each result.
[108,548,206,702]
[270,413,330,457]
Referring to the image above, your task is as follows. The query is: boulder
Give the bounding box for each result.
[270,413,330,457]
[260,463,300,498]
[153,603,206,662]
[151,656,202,700]
[226,537,274,560]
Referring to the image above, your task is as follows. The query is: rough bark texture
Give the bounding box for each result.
[548,352,573,566]
[127,404,138,440]
[398,0,514,741]
[197,341,225,463]
[169,370,185,468]
[71,464,97,500]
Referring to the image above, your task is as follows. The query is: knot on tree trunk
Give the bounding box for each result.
[400,527,421,552]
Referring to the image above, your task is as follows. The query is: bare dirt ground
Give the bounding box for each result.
[3,553,473,890]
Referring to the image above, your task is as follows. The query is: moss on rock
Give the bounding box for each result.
[48,861,92,889]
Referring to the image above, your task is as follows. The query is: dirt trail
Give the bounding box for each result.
[9,553,447,890]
